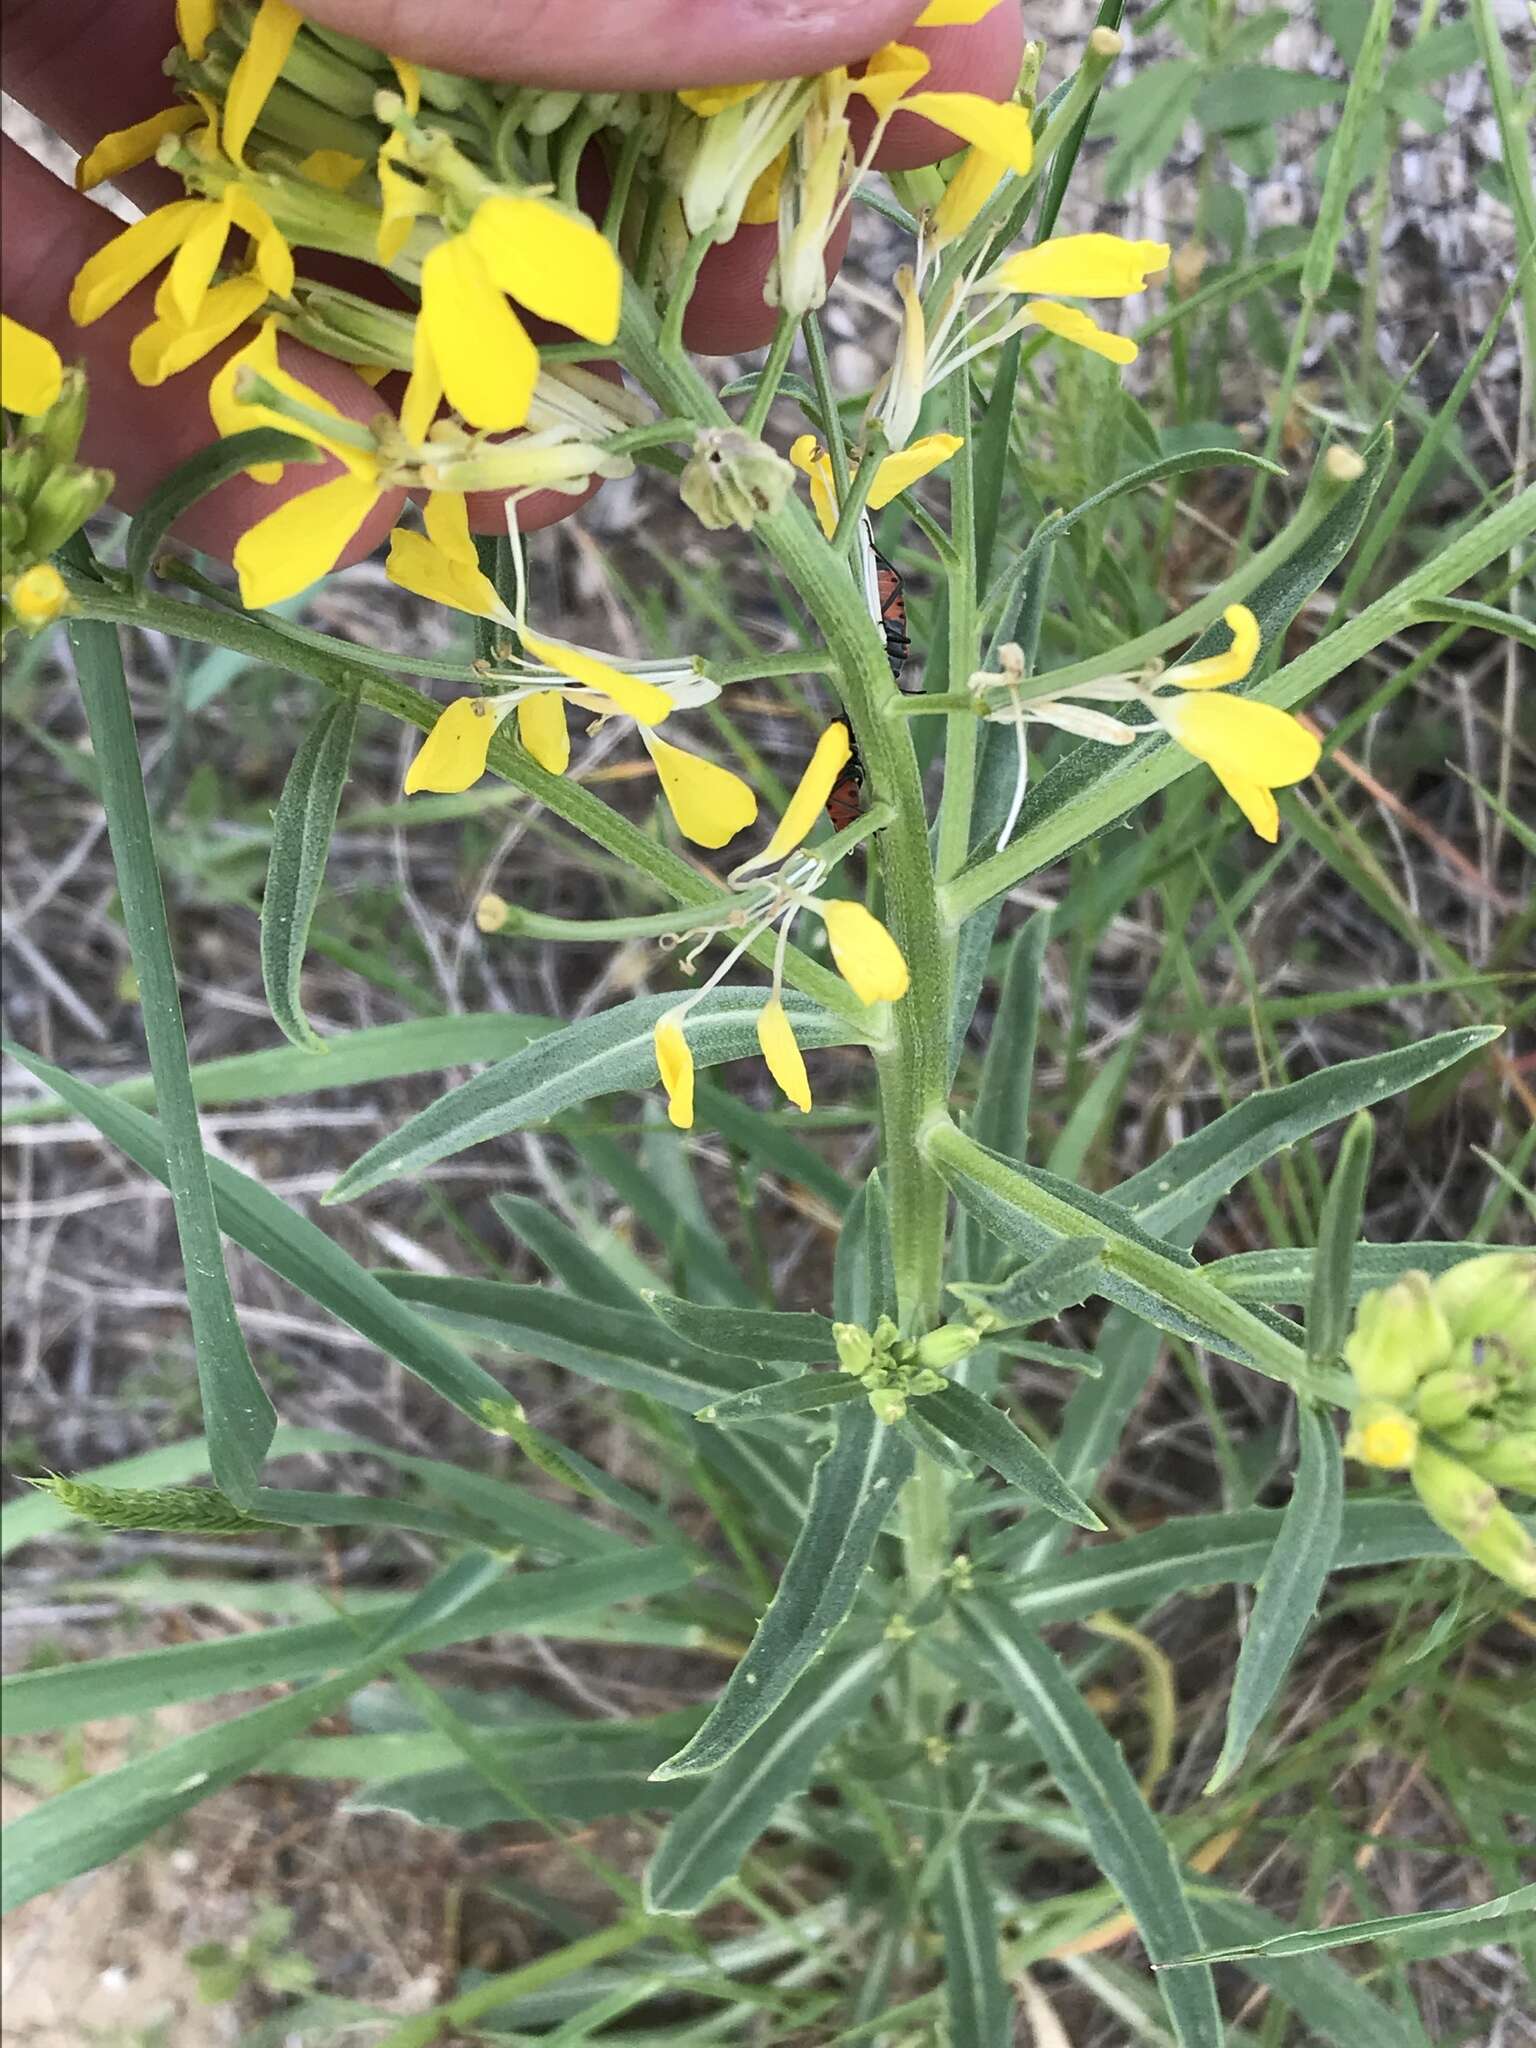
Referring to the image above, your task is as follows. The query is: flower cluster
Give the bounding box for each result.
[1343,1253,1535,1596]
[834,1315,980,1423]
[1,317,112,637]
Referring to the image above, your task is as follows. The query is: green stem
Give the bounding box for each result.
[827,423,888,559]
[742,313,799,438]
[933,372,980,909]
[659,230,717,360]
[802,310,853,509]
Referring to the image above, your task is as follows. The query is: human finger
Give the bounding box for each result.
[855,8,1026,169]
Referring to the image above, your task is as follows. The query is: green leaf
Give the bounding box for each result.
[1196,66,1343,134]
[260,694,359,1051]
[949,1236,1106,1329]
[914,1383,1102,1528]
[958,913,1051,1280]
[1206,1241,1499,1303]
[1189,1893,1426,2048]
[644,1293,838,1367]
[655,1408,913,1779]
[958,1599,1222,2047]
[5,1046,512,1430]
[694,1076,853,1216]
[376,1273,775,1410]
[1205,1403,1344,1791]
[836,1169,895,1325]
[492,1194,652,1312]
[61,608,274,1507]
[1109,1027,1500,1235]
[125,429,324,589]
[1306,1111,1375,1363]
[645,1645,886,1913]
[327,990,861,1202]
[350,1720,701,1828]
[933,1821,1011,2048]
[1169,1883,1536,1965]
[697,1372,862,1426]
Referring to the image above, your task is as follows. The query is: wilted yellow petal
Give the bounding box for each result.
[521,631,673,726]
[297,148,365,190]
[420,234,538,431]
[176,0,217,57]
[1157,693,1321,825]
[1166,603,1261,689]
[0,314,63,415]
[224,0,302,164]
[404,695,511,794]
[854,43,931,118]
[820,899,910,1004]
[654,1014,695,1129]
[677,82,765,116]
[934,147,1005,244]
[386,528,509,621]
[868,432,964,507]
[467,196,622,347]
[900,91,1034,174]
[738,721,850,875]
[998,233,1170,298]
[641,732,759,849]
[226,187,295,297]
[742,149,786,225]
[232,472,380,607]
[130,274,268,384]
[1021,298,1137,364]
[757,998,811,1113]
[76,106,202,193]
[789,434,838,538]
[916,0,1005,21]
[69,201,208,325]
[517,690,571,774]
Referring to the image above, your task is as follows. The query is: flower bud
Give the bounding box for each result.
[1,439,48,510]
[1,496,28,561]
[23,465,113,558]
[680,428,794,532]
[913,1324,981,1372]
[868,1385,908,1424]
[1345,1401,1419,1471]
[1461,1430,1536,1493]
[35,365,90,468]
[1343,1273,1451,1399]
[834,1321,876,1376]
[475,892,509,934]
[1413,1365,1490,1433]
[1411,1441,1536,1597]
[7,563,71,633]
[1432,1251,1536,1361]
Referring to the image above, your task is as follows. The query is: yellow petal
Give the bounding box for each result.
[232,472,380,608]
[404,695,512,794]
[76,106,202,193]
[1213,770,1280,842]
[420,234,538,432]
[740,721,850,872]
[130,274,268,384]
[819,899,910,1004]
[467,195,622,347]
[176,0,218,57]
[757,998,811,1112]
[868,433,964,507]
[165,196,230,324]
[224,0,302,164]
[1157,692,1321,794]
[391,58,422,113]
[1021,298,1137,364]
[0,314,63,415]
[521,631,673,726]
[854,43,931,118]
[654,1014,695,1129]
[742,149,786,226]
[11,563,70,628]
[789,434,838,538]
[640,732,759,849]
[297,148,365,190]
[677,82,765,116]
[916,0,1005,21]
[386,528,509,621]
[210,318,373,475]
[399,315,443,443]
[900,91,1034,175]
[423,489,477,565]
[226,187,296,297]
[516,690,571,774]
[376,130,426,266]
[1166,604,1261,689]
[998,233,1171,298]
[934,146,1005,244]
[69,201,208,325]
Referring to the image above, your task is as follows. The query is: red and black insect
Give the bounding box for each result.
[822,521,918,831]
[825,720,865,833]
[872,546,911,684]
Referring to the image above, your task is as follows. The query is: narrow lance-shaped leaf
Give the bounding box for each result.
[957,1599,1223,2048]
[261,694,359,1051]
[933,1817,1012,2048]
[915,1382,1103,1529]
[949,1235,1106,1329]
[957,913,1051,1282]
[645,1645,887,1914]
[1168,1883,1536,1967]
[1207,1241,1498,1304]
[327,991,863,1203]
[1188,1892,1429,2048]
[654,1406,913,1779]
[697,1373,862,1425]
[62,600,274,1506]
[645,1292,839,1367]
[1205,1401,1344,1792]
[494,1193,652,1313]
[1307,1110,1375,1363]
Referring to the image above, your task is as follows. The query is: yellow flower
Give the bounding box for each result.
[176,0,218,59]
[1347,1404,1420,1471]
[983,233,1171,365]
[756,998,812,1113]
[9,563,71,631]
[75,105,204,193]
[223,0,302,164]
[819,900,911,1004]
[414,194,622,433]
[1,314,63,416]
[654,1013,697,1129]
[377,59,427,265]
[853,43,1034,173]
[789,431,962,539]
[934,146,1006,245]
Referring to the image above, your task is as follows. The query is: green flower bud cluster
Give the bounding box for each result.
[1341,1253,1536,1596]
[680,429,795,532]
[2,366,112,638]
[833,1315,980,1424]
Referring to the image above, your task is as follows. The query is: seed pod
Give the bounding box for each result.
[1343,1273,1452,1400]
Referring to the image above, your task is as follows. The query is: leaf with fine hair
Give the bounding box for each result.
[260,693,359,1051]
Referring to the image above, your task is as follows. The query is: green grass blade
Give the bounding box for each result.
[1170,1883,1536,1965]
[1306,1110,1375,1364]
[933,1822,1011,2048]
[645,1645,886,1913]
[958,1598,1222,2048]
[1204,1403,1344,1792]
[915,1383,1103,1528]
[654,1408,913,1779]
[62,608,274,1506]
[1190,1894,1427,2048]
[327,990,863,1202]
[260,693,359,1050]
